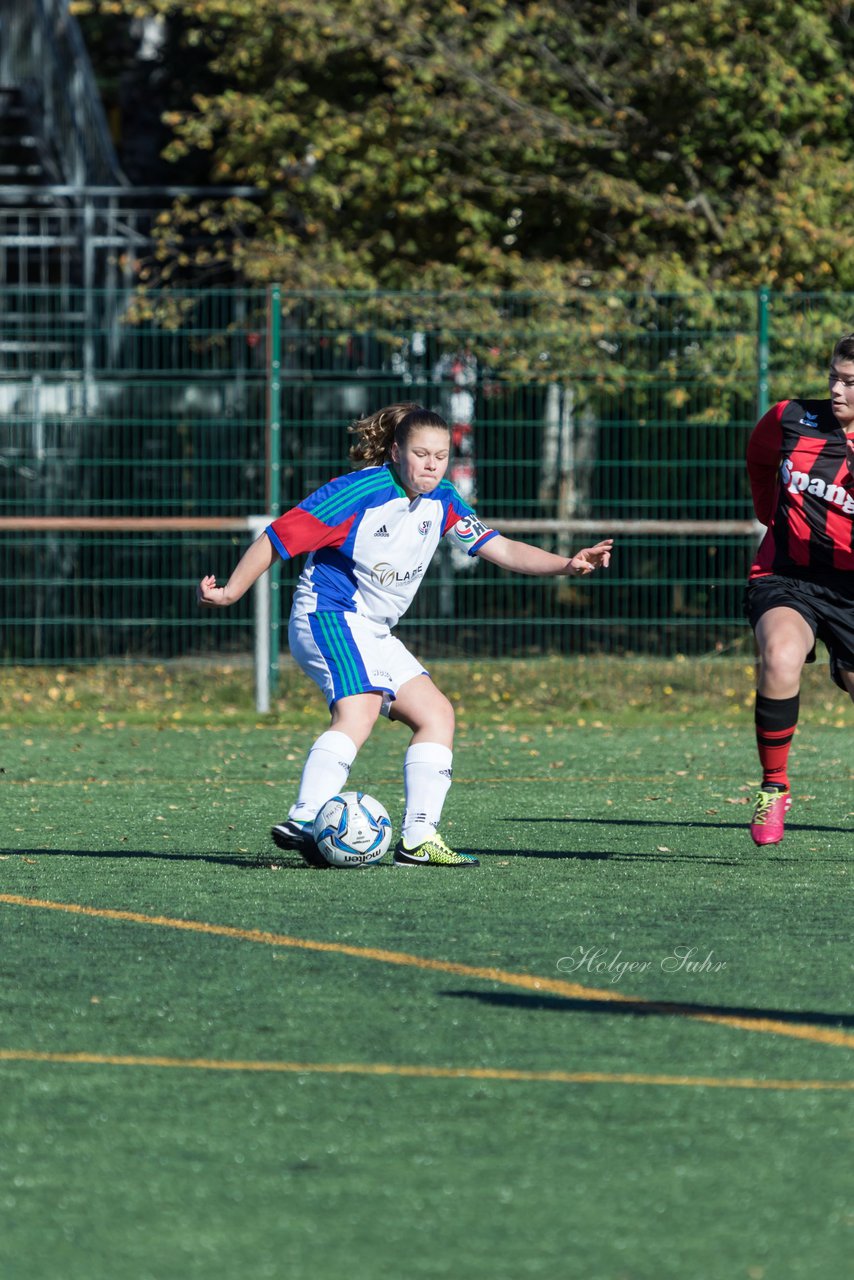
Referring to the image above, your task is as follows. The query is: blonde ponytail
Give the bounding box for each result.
[348,402,423,468]
[348,403,451,469]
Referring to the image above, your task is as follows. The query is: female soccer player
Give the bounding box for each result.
[198,403,613,867]
[746,332,854,845]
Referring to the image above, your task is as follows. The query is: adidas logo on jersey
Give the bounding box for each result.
[374,525,389,537]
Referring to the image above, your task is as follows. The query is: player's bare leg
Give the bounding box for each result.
[750,607,813,845]
[755,607,813,700]
[328,690,385,747]
[388,674,454,742]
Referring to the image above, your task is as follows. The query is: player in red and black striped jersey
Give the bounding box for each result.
[745,332,854,845]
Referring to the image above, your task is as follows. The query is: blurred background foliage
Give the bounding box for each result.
[74,1,854,299]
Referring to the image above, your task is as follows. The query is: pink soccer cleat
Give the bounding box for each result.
[749,787,792,846]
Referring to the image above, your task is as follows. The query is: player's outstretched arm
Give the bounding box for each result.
[197,533,280,607]
[567,539,613,575]
[476,535,612,577]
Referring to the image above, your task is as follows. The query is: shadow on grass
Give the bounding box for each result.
[0,846,317,870]
[502,815,853,834]
[477,847,742,864]
[3,844,823,868]
[445,989,854,1031]
[4,844,749,868]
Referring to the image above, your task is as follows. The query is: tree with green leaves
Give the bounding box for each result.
[68,0,854,494]
[75,1,854,295]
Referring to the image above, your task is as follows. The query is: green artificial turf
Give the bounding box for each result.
[0,660,851,1280]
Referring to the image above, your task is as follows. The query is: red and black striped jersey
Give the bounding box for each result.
[747,398,854,581]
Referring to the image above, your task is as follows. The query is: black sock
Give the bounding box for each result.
[754,692,799,789]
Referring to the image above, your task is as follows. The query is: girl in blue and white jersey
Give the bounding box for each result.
[198,403,612,867]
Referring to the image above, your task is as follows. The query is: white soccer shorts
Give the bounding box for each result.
[288,608,428,712]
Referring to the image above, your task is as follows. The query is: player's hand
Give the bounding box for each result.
[197,574,229,607]
[568,539,613,576]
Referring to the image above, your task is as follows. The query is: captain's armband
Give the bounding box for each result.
[446,514,496,556]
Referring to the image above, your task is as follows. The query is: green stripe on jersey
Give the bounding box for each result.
[312,471,394,524]
[436,478,469,507]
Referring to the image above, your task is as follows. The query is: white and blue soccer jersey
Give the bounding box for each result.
[266,464,498,627]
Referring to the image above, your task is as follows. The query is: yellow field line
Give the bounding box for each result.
[1,893,852,1051]
[0,1048,851,1090]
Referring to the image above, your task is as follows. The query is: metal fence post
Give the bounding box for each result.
[266,284,282,694]
[249,515,271,713]
[756,287,770,419]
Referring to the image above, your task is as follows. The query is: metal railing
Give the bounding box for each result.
[0,0,125,185]
[1,284,851,678]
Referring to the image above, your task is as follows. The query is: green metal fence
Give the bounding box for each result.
[1,286,850,666]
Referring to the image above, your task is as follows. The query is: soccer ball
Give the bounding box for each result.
[312,791,392,868]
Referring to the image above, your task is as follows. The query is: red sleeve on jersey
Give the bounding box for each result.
[746,401,788,525]
[749,535,777,579]
[266,507,357,560]
[442,507,461,535]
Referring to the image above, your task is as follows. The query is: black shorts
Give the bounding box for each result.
[746,574,854,689]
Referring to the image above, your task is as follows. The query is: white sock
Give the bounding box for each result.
[289,730,358,824]
[401,743,453,847]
